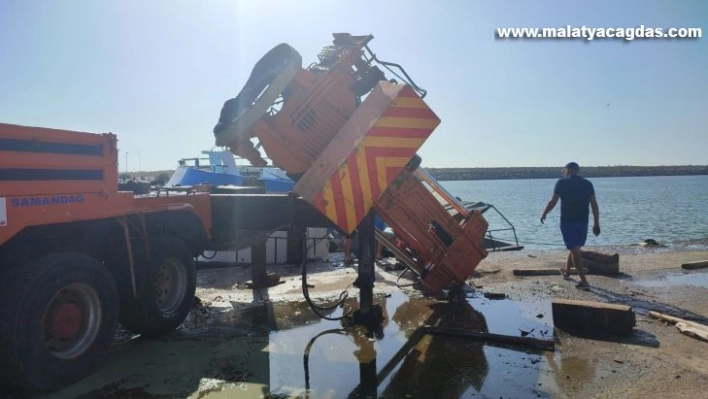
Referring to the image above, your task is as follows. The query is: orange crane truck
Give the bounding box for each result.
[0,32,490,392]
[212,33,489,299]
[0,122,332,391]
[0,123,216,391]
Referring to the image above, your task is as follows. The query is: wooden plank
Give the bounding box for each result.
[649,310,685,325]
[681,260,708,270]
[648,311,708,333]
[554,298,632,312]
[419,327,555,351]
[483,292,507,300]
[676,322,708,342]
[513,251,618,276]
[513,268,588,276]
[552,298,636,336]
[581,250,620,275]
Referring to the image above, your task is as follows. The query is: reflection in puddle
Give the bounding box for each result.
[470,295,554,339]
[41,290,581,399]
[628,271,708,289]
[543,352,598,393]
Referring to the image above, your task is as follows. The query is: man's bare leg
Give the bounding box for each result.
[570,246,590,286]
[561,253,572,278]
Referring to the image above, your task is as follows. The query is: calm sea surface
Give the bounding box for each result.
[440,175,708,251]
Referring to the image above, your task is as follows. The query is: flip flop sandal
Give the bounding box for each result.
[559,268,570,279]
[575,283,590,291]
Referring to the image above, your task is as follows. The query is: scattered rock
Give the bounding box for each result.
[640,239,660,247]
[483,292,507,300]
[519,328,534,337]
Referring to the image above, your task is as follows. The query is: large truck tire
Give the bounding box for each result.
[0,252,119,392]
[119,236,196,337]
[213,42,302,146]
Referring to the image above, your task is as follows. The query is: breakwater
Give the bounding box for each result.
[426,165,708,181]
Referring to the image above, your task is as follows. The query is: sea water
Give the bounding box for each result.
[441,175,708,251]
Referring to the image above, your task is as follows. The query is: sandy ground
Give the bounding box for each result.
[5,242,707,398]
[188,241,708,399]
[473,243,708,398]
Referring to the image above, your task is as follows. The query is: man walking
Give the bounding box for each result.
[540,162,600,290]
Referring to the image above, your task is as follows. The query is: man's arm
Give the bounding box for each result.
[589,194,600,235]
[540,193,559,224]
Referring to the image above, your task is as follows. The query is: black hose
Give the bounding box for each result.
[364,45,427,98]
[303,328,350,390]
[300,230,352,320]
[395,267,418,288]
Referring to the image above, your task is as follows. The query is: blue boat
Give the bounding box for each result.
[165,150,295,193]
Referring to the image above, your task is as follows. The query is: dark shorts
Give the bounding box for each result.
[560,222,588,249]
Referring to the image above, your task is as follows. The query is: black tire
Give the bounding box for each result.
[0,252,119,392]
[119,236,196,337]
[214,43,302,146]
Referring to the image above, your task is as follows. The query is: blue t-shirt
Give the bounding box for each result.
[553,175,595,223]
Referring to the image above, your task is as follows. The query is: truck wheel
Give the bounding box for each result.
[119,236,196,336]
[0,253,119,392]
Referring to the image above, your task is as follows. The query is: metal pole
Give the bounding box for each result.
[251,241,268,287]
[352,209,383,332]
[125,151,129,174]
[357,210,375,314]
[354,338,378,398]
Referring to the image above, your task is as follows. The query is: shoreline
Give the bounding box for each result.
[516,236,708,253]
[426,165,708,181]
[480,239,708,274]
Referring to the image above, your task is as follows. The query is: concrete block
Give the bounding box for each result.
[581,251,620,275]
[681,260,708,270]
[552,298,635,336]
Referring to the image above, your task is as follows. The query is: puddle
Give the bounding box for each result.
[32,291,576,399]
[469,294,554,339]
[628,271,708,289]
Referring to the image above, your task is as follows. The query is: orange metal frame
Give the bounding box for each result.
[214,34,489,293]
[374,169,489,293]
[247,48,364,175]
[0,123,212,246]
[293,82,440,233]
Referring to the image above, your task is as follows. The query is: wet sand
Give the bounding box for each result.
[4,242,708,398]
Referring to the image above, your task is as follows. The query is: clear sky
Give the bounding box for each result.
[1,0,706,171]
